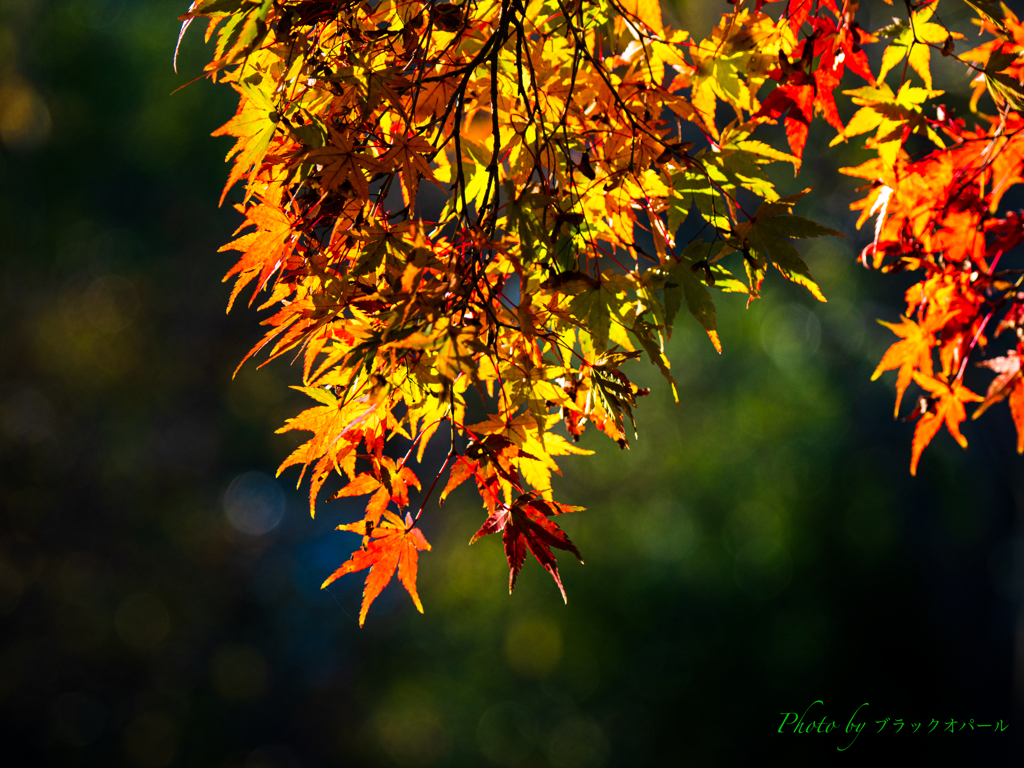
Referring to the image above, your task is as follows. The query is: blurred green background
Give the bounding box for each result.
[1,0,1021,765]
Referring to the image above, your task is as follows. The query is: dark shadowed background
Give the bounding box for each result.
[1,0,1021,765]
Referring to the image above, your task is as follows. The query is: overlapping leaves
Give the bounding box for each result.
[840,0,1024,472]
[183,0,1024,623]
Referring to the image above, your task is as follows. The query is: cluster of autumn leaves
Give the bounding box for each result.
[845,2,1024,473]
[180,0,1024,623]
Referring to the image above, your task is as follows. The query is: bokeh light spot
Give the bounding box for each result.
[224,471,286,536]
[760,303,821,368]
[0,74,50,151]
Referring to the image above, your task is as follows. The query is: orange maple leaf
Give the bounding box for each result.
[328,461,422,527]
[220,203,299,311]
[322,511,431,626]
[908,372,983,475]
[305,126,383,200]
[382,132,439,207]
[872,312,953,416]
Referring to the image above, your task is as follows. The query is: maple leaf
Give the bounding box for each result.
[565,276,635,356]
[211,80,280,205]
[996,294,1024,337]
[305,126,383,200]
[328,460,422,527]
[687,8,780,138]
[907,372,983,475]
[276,386,388,515]
[439,434,528,513]
[665,241,725,350]
[820,13,877,85]
[752,28,853,161]
[382,131,438,207]
[876,3,961,91]
[829,82,946,166]
[737,192,840,303]
[469,492,584,602]
[188,0,1024,623]
[220,202,299,310]
[872,313,953,417]
[322,511,431,626]
[960,6,1024,111]
[619,0,664,38]
[974,352,1024,452]
[754,80,815,160]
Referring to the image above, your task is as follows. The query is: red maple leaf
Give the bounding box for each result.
[469,491,584,602]
[756,13,876,160]
[756,80,815,159]
[439,435,538,513]
[754,32,825,159]
[974,352,1024,453]
[813,13,876,85]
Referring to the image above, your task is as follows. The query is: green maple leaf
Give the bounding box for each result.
[738,193,842,303]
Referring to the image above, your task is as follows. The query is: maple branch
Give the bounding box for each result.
[197,0,1024,623]
[412,440,457,523]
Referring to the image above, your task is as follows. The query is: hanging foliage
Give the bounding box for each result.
[178,0,1024,623]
